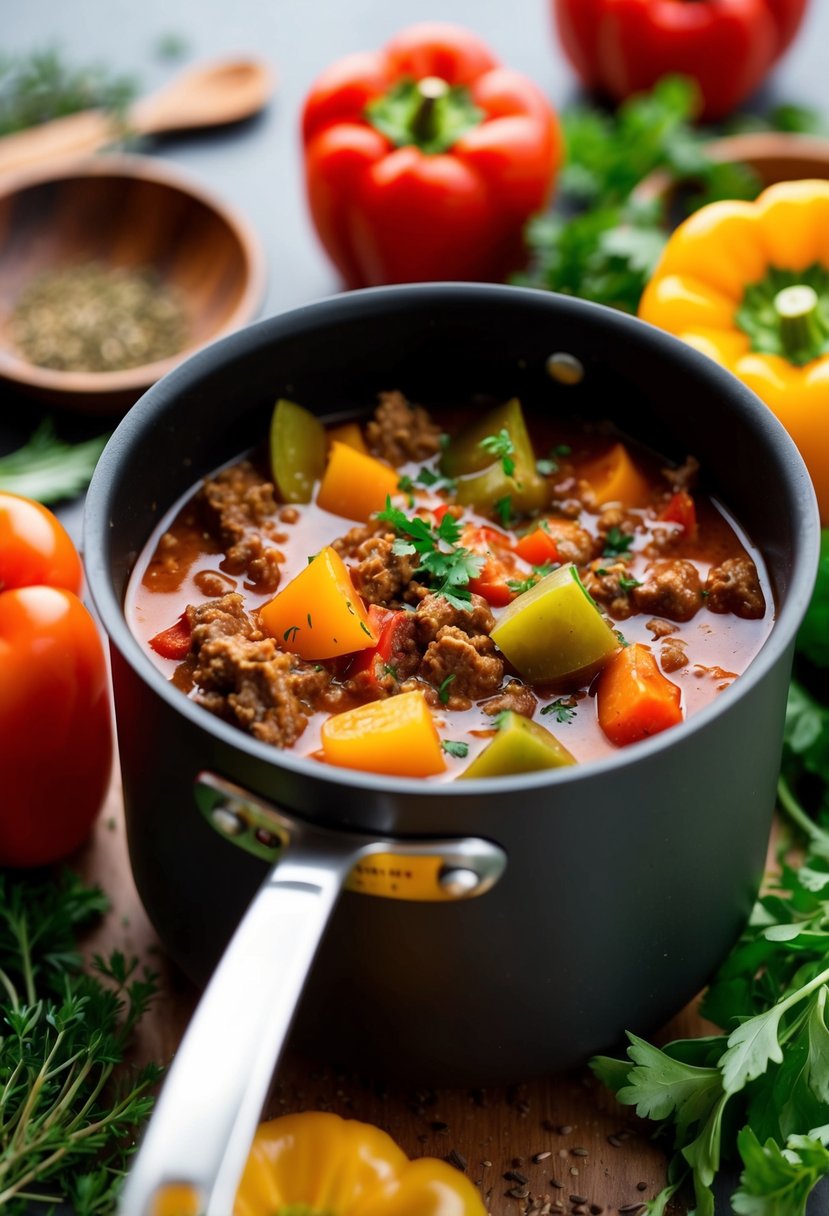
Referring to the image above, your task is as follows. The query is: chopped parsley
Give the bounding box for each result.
[376,497,483,610]
[507,574,538,595]
[615,629,630,647]
[553,443,572,457]
[480,428,515,478]
[306,613,313,628]
[494,495,513,527]
[618,574,641,592]
[536,458,557,476]
[491,710,511,730]
[359,620,372,637]
[383,662,398,680]
[541,698,577,724]
[442,739,469,759]
[602,526,634,557]
[438,673,456,704]
[283,625,300,643]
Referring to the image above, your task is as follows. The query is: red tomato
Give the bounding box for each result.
[0,491,83,594]
[149,612,193,660]
[0,504,112,867]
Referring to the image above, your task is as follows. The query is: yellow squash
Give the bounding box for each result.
[639,180,829,523]
[234,1112,486,1216]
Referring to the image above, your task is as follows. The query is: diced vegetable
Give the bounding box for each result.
[258,546,377,660]
[316,441,400,522]
[148,613,192,660]
[326,421,368,453]
[491,563,620,683]
[463,524,519,607]
[579,442,651,508]
[269,398,326,504]
[346,606,409,687]
[597,642,683,746]
[515,527,560,566]
[441,399,547,516]
[461,712,576,778]
[320,690,446,777]
[659,490,698,537]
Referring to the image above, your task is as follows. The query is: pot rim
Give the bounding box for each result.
[84,282,821,800]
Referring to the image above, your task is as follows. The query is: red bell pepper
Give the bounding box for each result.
[514,527,561,567]
[149,612,192,661]
[658,491,697,538]
[347,605,411,685]
[464,524,520,607]
[302,22,562,287]
[552,0,808,121]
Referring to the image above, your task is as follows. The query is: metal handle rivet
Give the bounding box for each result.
[438,867,480,897]
[211,805,245,837]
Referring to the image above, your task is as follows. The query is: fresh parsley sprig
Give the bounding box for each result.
[376,497,483,611]
[480,428,516,479]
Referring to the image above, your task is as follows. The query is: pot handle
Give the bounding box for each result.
[119,834,358,1216]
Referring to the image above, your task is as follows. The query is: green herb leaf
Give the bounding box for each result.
[733,1125,829,1216]
[602,526,634,557]
[494,495,513,527]
[442,739,469,759]
[0,418,108,504]
[438,673,456,704]
[480,428,516,479]
[540,699,577,724]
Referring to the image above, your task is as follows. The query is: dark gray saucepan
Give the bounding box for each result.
[84,284,818,1216]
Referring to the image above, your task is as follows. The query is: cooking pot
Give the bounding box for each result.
[84,283,819,1216]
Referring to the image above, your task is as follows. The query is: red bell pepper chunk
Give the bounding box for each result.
[659,491,697,538]
[347,605,408,682]
[464,524,520,607]
[149,613,192,660]
[514,527,560,566]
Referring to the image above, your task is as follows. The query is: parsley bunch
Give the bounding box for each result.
[0,417,108,504]
[591,533,829,1215]
[377,498,483,611]
[0,870,160,1213]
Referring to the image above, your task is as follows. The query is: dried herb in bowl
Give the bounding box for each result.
[9,262,189,374]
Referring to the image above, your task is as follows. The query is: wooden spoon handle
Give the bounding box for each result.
[0,109,119,177]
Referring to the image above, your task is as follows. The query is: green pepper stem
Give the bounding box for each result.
[412,76,449,144]
[774,284,828,362]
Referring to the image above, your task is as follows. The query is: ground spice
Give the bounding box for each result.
[9,261,188,373]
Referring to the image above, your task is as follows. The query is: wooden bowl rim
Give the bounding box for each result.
[633,129,829,206]
[0,152,266,396]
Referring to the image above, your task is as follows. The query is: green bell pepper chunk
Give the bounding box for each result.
[461,711,576,778]
[491,564,620,684]
[441,398,547,516]
[269,398,326,504]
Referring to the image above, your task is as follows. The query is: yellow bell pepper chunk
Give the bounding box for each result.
[234,1112,487,1216]
[269,398,326,504]
[578,442,651,509]
[317,441,400,522]
[461,712,576,779]
[326,421,368,453]
[320,690,445,778]
[491,564,620,684]
[258,547,377,660]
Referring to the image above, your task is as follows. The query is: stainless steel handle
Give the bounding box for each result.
[119,836,358,1216]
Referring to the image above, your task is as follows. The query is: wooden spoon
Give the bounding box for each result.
[0,58,275,178]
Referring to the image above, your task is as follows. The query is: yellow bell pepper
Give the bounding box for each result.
[234,1112,487,1216]
[639,180,829,524]
[259,547,378,660]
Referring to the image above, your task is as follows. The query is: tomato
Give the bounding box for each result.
[464,524,520,606]
[0,499,112,868]
[149,612,192,660]
[0,491,83,594]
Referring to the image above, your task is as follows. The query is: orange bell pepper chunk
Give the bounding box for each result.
[597,643,683,747]
[320,690,446,777]
[514,527,560,566]
[259,546,377,660]
[658,491,698,538]
[579,442,651,508]
[326,421,368,453]
[316,441,400,522]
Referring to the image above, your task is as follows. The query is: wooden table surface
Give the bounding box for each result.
[75,768,718,1216]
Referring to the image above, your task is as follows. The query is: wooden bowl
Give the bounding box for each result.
[0,154,265,414]
[634,131,829,208]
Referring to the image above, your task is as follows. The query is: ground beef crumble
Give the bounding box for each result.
[199,461,286,591]
[581,560,635,620]
[366,390,443,466]
[344,531,417,607]
[419,627,504,710]
[631,559,703,622]
[660,636,689,673]
[481,682,537,719]
[705,556,766,619]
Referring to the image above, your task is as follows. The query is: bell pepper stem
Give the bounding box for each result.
[412,76,449,144]
[774,284,828,362]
